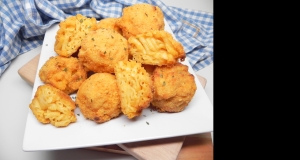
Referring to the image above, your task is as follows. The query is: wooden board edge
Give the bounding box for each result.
[18,54,40,86]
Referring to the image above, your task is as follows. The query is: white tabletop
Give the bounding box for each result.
[0,1,213,159]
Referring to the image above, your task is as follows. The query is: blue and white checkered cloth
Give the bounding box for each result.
[0,0,213,77]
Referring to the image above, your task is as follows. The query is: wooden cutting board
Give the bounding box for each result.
[18,54,212,160]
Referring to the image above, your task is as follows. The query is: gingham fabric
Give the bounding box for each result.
[0,0,213,77]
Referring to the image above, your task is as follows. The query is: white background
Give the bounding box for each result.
[0,0,213,159]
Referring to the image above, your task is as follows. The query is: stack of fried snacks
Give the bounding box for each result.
[29,3,197,127]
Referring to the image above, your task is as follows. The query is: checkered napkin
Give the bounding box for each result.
[0,0,213,77]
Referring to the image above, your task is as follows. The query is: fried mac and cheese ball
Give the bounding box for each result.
[114,61,153,119]
[29,84,77,127]
[128,30,186,66]
[78,28,128,73]
[151,63,197,113]
[75,73,122,123]
[96,17,122,34]
[39,55,87,95]
[54,14,97,57]
[116,3,164,39]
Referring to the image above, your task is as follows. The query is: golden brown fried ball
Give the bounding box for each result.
[114,60,153,119]
[116,3,164,39]
[78,28,128,73]
[128,30,186,66]
[75,73,122,123]
[54,14,97,57]
[151,63,197,112]
[39,55,87,95]
[29,84,77,127]
[96,17,122,34]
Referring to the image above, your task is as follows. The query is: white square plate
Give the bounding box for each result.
[23,19,213,151]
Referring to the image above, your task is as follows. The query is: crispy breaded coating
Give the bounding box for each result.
[54,14,97,57]
[29,84,77,127]
[116,3,164,39]
[39,55,87,95]
[75,73,122,123]
[96,17,122,34]
[128,30,186,66]
[78,28,128,73]
[151,63,197,112]
[114,61,153,119]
